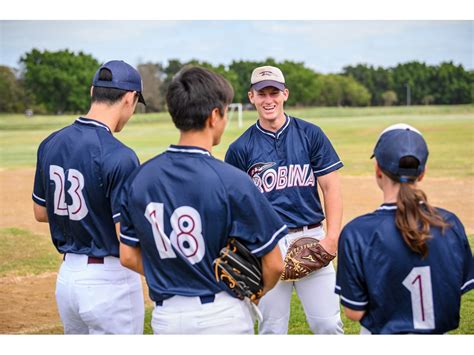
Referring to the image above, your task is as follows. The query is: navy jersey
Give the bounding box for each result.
[225,115,343,228]
[336,203,474,334]
[32,117,139,257]
[120,145,288,302]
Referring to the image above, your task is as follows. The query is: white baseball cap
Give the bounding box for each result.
[250,66,286,91]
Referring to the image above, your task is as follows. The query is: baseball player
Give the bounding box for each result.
[336,123,474,334]
[119,66,287,334]
[225,65,344,334]
[32,60,146,334]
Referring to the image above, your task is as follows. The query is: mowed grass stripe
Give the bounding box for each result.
[1,105,473,177]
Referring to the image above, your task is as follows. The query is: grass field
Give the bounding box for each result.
[0,104,473,334]
[1,104,473,176]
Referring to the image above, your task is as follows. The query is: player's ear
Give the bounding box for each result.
[208,108,220,128]
[418,169,426,182]
[123,91,136,106]
[375,161,383,179]
[282,88,289,102]
[248,90,255,104]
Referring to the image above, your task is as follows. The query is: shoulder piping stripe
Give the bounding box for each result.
[120,234,139,242]
[335,284,341,290]
[251,224,287,254]
[32,193,46,202]
[340,295,369,306]
[112,213,121,219]
[461,279,474,291]
[166,147,211,156]
[313,161,343,174]
[76,118,111,132]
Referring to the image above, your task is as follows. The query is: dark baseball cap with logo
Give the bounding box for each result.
[250,65,286,91]
[371,123,429,182]
[92,60,146,105]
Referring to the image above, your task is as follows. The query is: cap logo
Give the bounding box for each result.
[259,71,274,77]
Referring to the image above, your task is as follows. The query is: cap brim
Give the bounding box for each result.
[137,92,146,105]
[251,80,285,91]
[370,153,375,159]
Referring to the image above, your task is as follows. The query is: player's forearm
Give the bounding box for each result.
[323,189,343,243]
[33,202,48,222]
[319,172,343,252]
[120,243,145,275]
[261,246,284,295]
[344,307,366,321]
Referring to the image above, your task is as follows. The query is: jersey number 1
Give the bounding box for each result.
[50,165,88,221]
[145,202,205,265]
[402,266,435,330]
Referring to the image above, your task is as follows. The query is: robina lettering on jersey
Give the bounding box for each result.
[248,162,315,193]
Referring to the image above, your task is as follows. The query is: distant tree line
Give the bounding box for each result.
[0,49,472,114]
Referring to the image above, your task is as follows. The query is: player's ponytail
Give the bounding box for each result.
[391,157,449,258]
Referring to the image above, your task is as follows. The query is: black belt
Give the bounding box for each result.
[155,295,215,307]
[62,254,105,264]
[287,222,322,234]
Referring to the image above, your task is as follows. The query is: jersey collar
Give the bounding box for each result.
[255,114,291,140]
[166,145,211,156]
[377,203,397,211]
[75,117,112,133]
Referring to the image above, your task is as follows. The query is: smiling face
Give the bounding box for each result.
[248,86,289,126]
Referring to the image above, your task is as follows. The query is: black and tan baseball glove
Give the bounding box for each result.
[281,237,336,281]
[213,238,264,302]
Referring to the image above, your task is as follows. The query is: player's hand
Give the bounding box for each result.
[319,236,338,256]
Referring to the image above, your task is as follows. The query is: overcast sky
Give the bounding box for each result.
[1,20,472,73]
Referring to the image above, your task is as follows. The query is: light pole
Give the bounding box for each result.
[405,83,411,106]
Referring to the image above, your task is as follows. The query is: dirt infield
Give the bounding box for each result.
[1,168,473,334]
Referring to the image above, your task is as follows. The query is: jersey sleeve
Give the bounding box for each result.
[225,142,248,172]
[335,225,369,311]
[103,149,140,223]
[228,174,287,257]
[32,141,47,206]
[451,216,474,294]
[309,126,343,177]
[119,178,141,247]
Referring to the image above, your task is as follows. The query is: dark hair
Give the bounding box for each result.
[385,156,449,258]
[166,66,234,131]
[91,68,130,104]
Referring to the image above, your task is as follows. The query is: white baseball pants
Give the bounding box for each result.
[258,226,344,334]
[55,253,144,334]
[151,291,254,334]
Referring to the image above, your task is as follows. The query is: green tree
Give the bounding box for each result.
[316,75,370,107]
[20,49,100,113]
[343,64,393,106]
[137,62,166,113]
[278,60,321,107]
[0,66,25,112]
[229,60,262,104]
[381,90,398,106]
[430,62,472,104]
[392,61,435,105]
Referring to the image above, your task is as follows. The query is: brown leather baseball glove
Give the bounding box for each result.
[281,237,336,281]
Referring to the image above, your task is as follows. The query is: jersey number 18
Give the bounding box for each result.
[145,202,205,265]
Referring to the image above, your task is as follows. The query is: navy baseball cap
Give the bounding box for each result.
[371,123,429,181]
[92,60,146,105]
